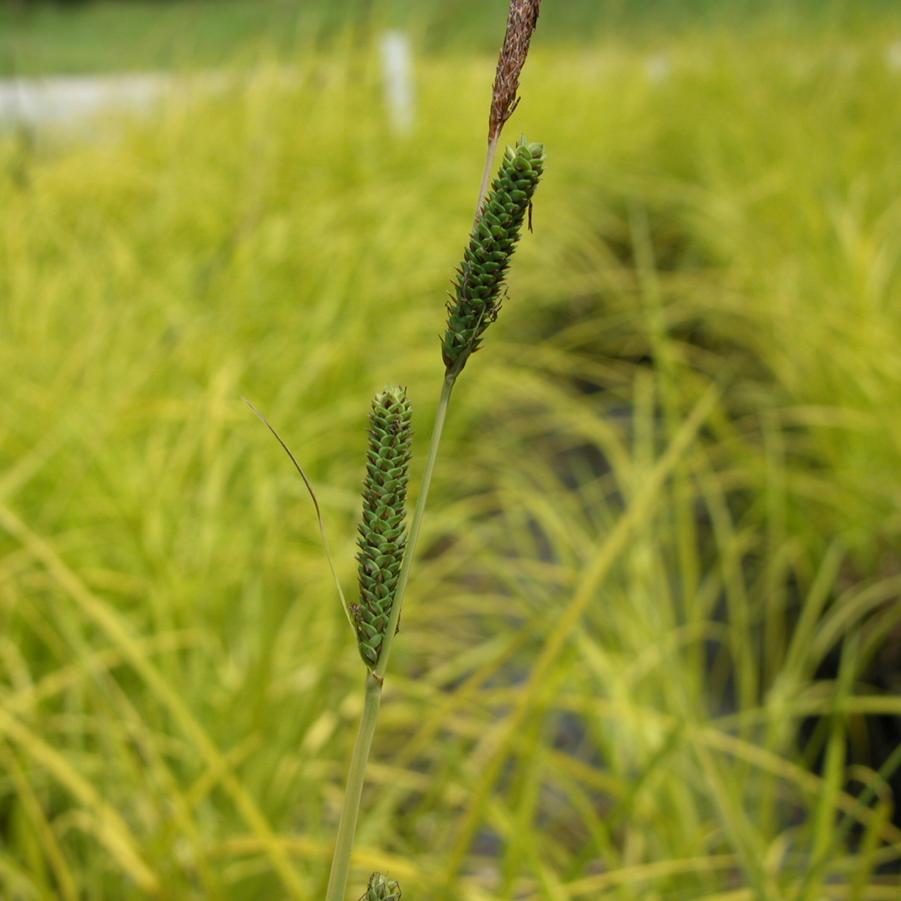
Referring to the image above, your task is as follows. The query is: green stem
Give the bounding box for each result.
[324,673,382,901]
[324,373,455,899]
[473,136,499,226]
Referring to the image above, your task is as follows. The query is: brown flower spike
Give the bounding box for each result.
[489,0,542,142]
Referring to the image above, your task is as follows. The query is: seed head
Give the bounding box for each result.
[360,873,402,901]
[442,138,544,376]
[354,387,413,669]
[489,0,542,142]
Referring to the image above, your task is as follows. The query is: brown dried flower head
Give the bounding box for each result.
[488,0,542,142]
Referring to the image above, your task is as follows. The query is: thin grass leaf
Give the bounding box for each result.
[244,396,356,634]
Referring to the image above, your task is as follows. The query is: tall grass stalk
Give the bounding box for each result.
[325,4,543,898]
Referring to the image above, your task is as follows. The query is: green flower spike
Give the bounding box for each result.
[442,137,545,376]
[360,873,402,900]
[354,387,413,669]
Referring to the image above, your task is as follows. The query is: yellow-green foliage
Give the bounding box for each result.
[0,24,899,901]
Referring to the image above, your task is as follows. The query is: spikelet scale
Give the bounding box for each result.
[360,872,402,900]
[354,387,413,669]
[442,138,544,375]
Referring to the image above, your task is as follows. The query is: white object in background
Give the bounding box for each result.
[0,74,165,128]
[380,31,415,134]
[887,41,901,72]
[644,53,671,85]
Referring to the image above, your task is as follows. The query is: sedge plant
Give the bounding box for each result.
[2,13,900,899]
[323,3,545,898]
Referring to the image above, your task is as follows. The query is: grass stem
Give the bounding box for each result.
[324,672,383,901]
[473,136,499,226]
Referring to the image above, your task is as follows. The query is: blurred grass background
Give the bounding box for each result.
[3,0,901,75]
[1,1,900,898]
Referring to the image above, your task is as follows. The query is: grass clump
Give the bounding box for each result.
[0,8,899,901]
